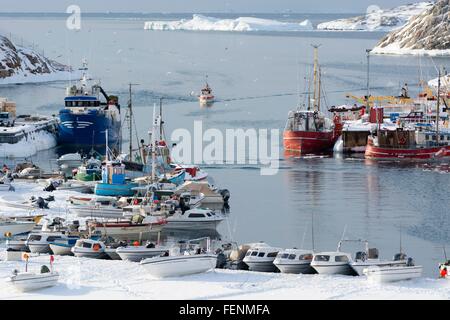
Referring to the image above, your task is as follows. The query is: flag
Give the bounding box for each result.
[50,255,54,263]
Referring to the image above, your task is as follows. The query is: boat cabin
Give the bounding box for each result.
[285,110,333,133]
[245,246,282,260]
[275,249,313,262]
[102,161,126,185]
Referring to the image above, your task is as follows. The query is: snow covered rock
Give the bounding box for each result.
[372,0,450,56]
[317,2,433,31]
[144,14,313,32]
[0,35,75,85]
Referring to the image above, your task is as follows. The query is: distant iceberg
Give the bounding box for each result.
[317,2,432,31]
[144,14,313,32]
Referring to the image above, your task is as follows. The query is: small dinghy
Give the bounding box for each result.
[363,257,423,283]
[9,255,59,292]
[49,237,79,256]
[140,238,217,278]
[116,242,170,262]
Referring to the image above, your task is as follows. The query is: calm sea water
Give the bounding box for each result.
[0,13,449,276]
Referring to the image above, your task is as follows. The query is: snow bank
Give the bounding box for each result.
[0,35,78,85]
[0,130,56,158]
[0,253,449,300]
[317,2,432,31]
[144,14,313,32]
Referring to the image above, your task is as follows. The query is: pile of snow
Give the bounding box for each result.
[0,130,56,158]
[373,0,450,56]
[144,14,313,32]
[317,2,433,31]
[0,35,76,85]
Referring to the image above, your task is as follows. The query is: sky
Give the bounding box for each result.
[0,0,421,14]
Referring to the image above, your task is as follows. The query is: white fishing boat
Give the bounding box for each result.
[68,195,118,206]
[0,220,35,238]
[243,243,283,272]
[310,251,354,275]
[363,259,423,283]
[26,232,67,254]
[273,249,315,274]
[116,243,169,262]
[165,208,225,230]
[350,245,407,276]
[49,237,79,256]
[140,238,217,278]
[57,152,83,168]
[71,239,107,259]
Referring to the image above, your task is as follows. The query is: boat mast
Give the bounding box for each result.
[159,97,164,140]
[127,83,139,161]
[312,45,321,111]
[311,211,315,251]
[437,69,441,145]
[318,67,322,112]
[151,104,157,183]
[366,49,371,113]
[105,129,109,162]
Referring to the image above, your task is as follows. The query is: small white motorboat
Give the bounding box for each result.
[71,239,107,259]
[9,256,59,292]
[243,243,283,272]
[350,245,407,276]
[273,249,315,274]
[68,196,124,219]
[116,243,170,262]
[140,238,217,278]
[25,232,67,254]
[49,237,79,256]
[57,152,83,168]
[363,258,423,283]
[0,220,35,238]
[165,208,225,230]
[198,79,215,106]
[311,251,354,275]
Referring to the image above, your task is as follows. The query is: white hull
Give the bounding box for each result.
[92,225,162,241]
[9,272,59,292]
[351,260,407,276]
[69,206,123,219]
[105,248,121,260]
[27,242,51,254]
[0,221,35,238]
[0,184,12,191]
[49,243,73,256]
[116,246,169,262]
[311,264,354,275]
[141,254,217,278]
[72,248,106,259]
[6,240,28,251]
[274,262,314,274]
[364,265,423,282]
[164,220,223,230]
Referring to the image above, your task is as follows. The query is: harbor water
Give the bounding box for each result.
[0,13,449,276]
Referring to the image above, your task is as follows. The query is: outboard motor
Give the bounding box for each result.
[44,183,56,192]
[219,189,230,203]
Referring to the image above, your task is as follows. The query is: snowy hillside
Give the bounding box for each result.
[144,14,313,32]
[373,0,450,56]
[0,35,75,85]
[317,2,433,31]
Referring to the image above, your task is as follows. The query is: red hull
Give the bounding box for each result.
[283,130,339,154]
[365,139,450,160]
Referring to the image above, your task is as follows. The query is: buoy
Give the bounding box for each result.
[133,241,139,247]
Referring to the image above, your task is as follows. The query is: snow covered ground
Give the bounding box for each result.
[0,181,448,300]
[0,130,57,158]
[317,2,432,31]
[372,44,450,57]
[1,253,449,300]
[144,14,313,32]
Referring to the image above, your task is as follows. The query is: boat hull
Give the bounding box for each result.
[243,258,278,273]
[311,263,354,275]
[0,222,35,238]
[273,261,315,274]
[90,224,160,241]
[365,142,450,161]
[27,243,51,254]
[95,183,138,197]
[68,205,123,219]
[116,247,169,262]
[351,260,407,276]
[9,272,59,292]
[164,220,223,231]
[283,130,338,154]
[49,243,74,256]
[140,254,217,278]
[363,265,423,282]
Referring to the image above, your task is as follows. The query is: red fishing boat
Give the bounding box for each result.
[283,46,342,154]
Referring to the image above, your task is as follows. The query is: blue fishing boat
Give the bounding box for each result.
[57,61,121,153]
[95,161,138,197]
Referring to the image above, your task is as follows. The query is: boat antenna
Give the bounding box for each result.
[338,225,347,251]
[151,104,157,183]
[437,68,441,146]
[128,83,139,161]
[365,49,372,113]
[311,211,315,251]
[159,97,164,140]
[399,224,403,254]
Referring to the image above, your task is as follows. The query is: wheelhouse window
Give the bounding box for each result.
[258,252,265,257]
[251,251,258,256]
[28,235,42,241]
[82,242,92,248]
[335,255,349,262]
[188,213,206,218]
[47,236,62,242]
[245,251,251,256]
[267,252,278,258]
[314,255,330,262]
[299,254,313,261]
[288,254,296,260]
[281,253,289,259]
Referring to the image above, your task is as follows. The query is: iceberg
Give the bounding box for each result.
[144,14,313,32]
[317,2,433,31]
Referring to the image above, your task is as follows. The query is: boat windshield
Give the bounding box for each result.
[314,255,330,262]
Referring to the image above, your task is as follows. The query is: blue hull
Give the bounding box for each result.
[58,110,121,148]
[95,183,139,197]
